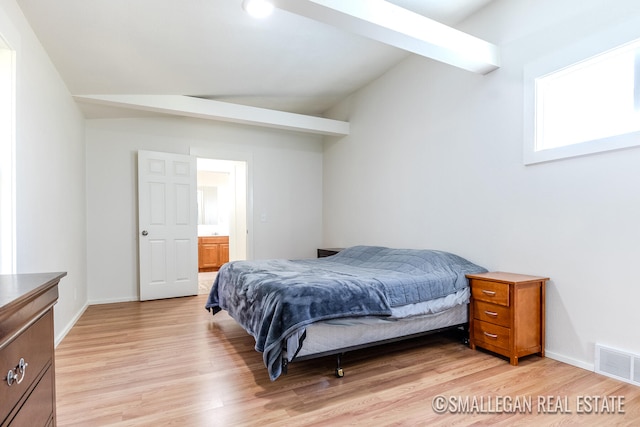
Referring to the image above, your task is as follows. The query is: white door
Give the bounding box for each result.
[138,150,198,301]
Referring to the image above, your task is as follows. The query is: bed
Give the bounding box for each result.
[205,245,487,380]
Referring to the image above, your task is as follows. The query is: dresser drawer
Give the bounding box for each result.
[473,300,511,328]
[473,320,511,351]
[471,280,510,306]
[0,311,53,421]
[6,365,54,427]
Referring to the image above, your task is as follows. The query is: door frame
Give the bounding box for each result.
[190,147,253,261]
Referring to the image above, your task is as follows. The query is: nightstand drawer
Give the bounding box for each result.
[473,300,511,328]
[473,320,511,351]
[471,280,509,306]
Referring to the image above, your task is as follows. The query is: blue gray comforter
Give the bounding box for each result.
[205,245,486,380]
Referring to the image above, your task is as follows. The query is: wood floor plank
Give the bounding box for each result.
[54,295,639,426]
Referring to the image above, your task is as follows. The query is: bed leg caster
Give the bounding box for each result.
[334,353,344,378]
[460,325,470,346]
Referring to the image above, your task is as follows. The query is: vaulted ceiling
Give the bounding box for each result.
[17,0,496,131]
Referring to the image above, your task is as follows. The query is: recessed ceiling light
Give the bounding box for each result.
[242,0,274,19]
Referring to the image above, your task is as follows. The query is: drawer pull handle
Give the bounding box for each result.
[481,290,496,296]
[483,332,498,339]
[484,310,498,317]
[5,358,28,387]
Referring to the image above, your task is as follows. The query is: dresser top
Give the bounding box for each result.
[0,272,67,312]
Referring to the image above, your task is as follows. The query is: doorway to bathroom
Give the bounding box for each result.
[197,157,249,295]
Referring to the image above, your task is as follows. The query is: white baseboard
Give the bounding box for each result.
[55,301,89,347]
[546,350,594,372]
[88,296,139,305]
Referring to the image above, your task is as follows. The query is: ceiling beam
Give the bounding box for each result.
[271,0,500,74]
[73,94,350,136]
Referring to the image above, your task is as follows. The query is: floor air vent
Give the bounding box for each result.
[595,344,640,386]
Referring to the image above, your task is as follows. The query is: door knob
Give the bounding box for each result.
[141,230,148,236]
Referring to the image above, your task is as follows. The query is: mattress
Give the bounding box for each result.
[287,288,469,360]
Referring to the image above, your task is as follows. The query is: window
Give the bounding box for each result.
[0,37,16,273]
[537,39,640,150]
[524,19,640,164]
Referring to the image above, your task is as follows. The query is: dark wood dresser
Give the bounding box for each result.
[1,272,66,426]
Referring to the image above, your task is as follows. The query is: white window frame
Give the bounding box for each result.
[0,9,19,274]
[523,16,640,165]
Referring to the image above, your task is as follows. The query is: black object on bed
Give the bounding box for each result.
[205,245,487,380]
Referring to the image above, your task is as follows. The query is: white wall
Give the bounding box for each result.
[323,0,640,370]
[1,0,87,343]
[86,117,323,303]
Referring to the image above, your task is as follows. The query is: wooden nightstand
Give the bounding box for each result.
[317,248,344,258]
[467,271,548,365]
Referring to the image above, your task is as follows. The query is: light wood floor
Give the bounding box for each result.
[54,295,639,426]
